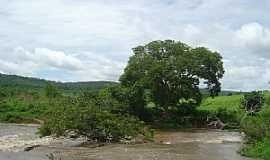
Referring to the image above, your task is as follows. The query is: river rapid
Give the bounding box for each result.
[0,123,257,160]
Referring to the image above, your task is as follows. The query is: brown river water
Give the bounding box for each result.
[0,124,257,160]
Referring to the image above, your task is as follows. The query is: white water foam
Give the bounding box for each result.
[0,134,54,152]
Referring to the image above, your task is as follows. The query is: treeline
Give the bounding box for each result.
[0,40,226,142]
[0,40,268,159]
[2,40,260,148]
[0,73,117,96]
[38,40,225,142]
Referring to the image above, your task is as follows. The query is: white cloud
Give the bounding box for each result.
[73,52,125,81]
[0,47,124,81]
[13,47,83,71]
[222,58,270,91]
[0,0,270,90]
[35,48,84,70]
[235,23,270,58]
[0,59,37,76]
[0,47,84,77]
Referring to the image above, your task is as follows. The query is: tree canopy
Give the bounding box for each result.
[120,40,224,114]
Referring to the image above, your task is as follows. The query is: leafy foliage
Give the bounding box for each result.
[39,93,149,142]
[44,83,60,98]
[241,91,265,114]
[241,136,270,160]
[240,92,270,159]
[240,107,270,159]
[0,40,228,144]
[0,74,117,123]
[241,107,270,140]
[120,40,224,121]
[0,95,48,123]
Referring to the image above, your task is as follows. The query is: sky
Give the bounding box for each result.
[0,0,270,91]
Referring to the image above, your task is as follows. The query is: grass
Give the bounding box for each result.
[0,97,48,123]
[240,106,270,160]
[241,136,270,160]
[197,95,245,127]
[200,92,270,160]
[1,91,270,159]
[198,94,243,112]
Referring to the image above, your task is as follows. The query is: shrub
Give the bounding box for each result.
[241,108,270,140]
[39,96,150,142]
[241,116,268,140]
[240,97,270,159]
[241,91,264,115]
[241,136,270,160]
[44,83,60,99]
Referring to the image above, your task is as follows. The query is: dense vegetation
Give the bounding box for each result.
[0,73,117,96]
[198,94,244,129]
[119,40,224,123]
[0,40,226,143]
[39,40,225,141]
[199,91,270,159]
[39,91,151,142]
[239,92,270,159]
[0,74,117,123]
[1,40,270,159]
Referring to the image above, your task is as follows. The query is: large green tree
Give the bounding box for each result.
[120,40,224,117]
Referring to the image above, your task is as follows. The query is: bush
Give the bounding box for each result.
[241,91,264,114]
[240,97,270,159]
[241,116,268,140]
[241,136,270,160]
[39,96,150,142]
[0,98,47,123]
[215,107,240,124]
[241,108,270,140]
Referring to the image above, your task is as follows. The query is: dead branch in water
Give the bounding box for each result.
[207,116,226,130]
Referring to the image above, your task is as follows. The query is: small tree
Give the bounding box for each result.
[44,83,59,99]
[241,91,264,115]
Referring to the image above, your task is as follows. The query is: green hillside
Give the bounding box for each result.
[199,91,270,112]
[0,73,118,123]
[0,73,118,95]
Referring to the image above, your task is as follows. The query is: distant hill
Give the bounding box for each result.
[0,73,243,96]
[0,73,118,95]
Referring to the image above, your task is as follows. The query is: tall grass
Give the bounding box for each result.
[240,107,270,159]
[241,136,270,160]
[197,95,244,128]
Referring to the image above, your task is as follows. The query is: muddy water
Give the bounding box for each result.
[57,130,255,160]
[0,124,256,160]
[0,123,49,160]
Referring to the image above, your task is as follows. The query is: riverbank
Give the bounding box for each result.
[1,93,267,160]
[241,136,270,160]
[0,124,256,160]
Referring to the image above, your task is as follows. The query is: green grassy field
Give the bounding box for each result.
[198,95,245,126]
[198,94,243,112]
[199,93,270,160]
[199,91,270,112]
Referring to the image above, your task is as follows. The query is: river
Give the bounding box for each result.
[0,123,257,160]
